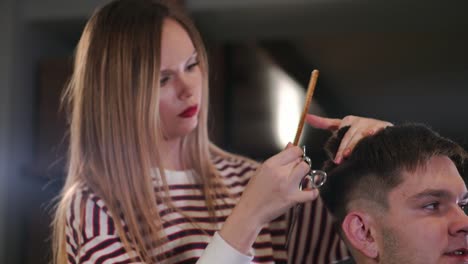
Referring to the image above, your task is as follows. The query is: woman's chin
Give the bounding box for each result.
[185,118,199,132]
[175,123,199,138]
[163,119,199,140]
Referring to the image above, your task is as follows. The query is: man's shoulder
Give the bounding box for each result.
[334,257,356,264]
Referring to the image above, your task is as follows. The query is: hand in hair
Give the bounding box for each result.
[306,114,393,164]
[219,143,317,254]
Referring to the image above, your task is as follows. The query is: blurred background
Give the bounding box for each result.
[1,0,468,263]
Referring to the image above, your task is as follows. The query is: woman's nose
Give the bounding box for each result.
[175,74,193,99]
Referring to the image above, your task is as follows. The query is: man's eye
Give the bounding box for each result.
[423,202,440,211]
[459,203,468,215]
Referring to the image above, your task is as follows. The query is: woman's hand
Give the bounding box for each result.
[219,144,317,254]
[306,114,393,164]
[240,144,318,225]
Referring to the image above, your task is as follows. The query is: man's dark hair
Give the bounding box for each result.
[320,123,468,228]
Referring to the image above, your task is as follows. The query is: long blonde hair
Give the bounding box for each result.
[52,0,230,262]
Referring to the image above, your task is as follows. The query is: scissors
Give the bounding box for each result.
[285,145,327,247]
[299,145,327,190]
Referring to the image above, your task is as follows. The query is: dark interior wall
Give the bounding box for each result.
[2,5,77,263]
[0,0,24,262]
[0,0,18,262]
[294,32,468,143]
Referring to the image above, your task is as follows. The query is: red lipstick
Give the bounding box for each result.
[178,105,198,118]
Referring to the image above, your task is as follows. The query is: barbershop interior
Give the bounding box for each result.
[1,0,468,263]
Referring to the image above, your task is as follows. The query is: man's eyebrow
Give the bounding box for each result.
[408,189,453,201]
[460,192,468,202]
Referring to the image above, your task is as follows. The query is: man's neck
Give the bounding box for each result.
[345,254,380,264]
[355,257,380,264]
[337,257,356,264]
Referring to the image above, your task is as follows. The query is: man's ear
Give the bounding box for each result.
[341,212,379,259]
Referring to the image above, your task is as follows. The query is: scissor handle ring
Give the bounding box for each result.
[299,170,327,190]
[300,146,327,190]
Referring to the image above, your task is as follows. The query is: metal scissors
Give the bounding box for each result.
[285,145,327,247]
[299,145,327,190]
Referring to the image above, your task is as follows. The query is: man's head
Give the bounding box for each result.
[320,123,468,264]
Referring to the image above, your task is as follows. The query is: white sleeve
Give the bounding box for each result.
[197,232,253,264]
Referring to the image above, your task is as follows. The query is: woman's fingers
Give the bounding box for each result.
[288,159,320,203]
[290,159,310,183]
[341,128,377,159]
[335,115,393,163]
[334,123,359,163]
[306,114,392,163]
[305,114,341,131]
[284,142,294,150]
[245,148,319,224]
[269,145,303,166]
[292,187,319,203]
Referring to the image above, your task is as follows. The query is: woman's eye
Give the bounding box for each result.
[160,76,170,86]
[186,61,199,71]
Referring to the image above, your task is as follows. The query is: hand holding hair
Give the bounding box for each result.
[306,114,393,163]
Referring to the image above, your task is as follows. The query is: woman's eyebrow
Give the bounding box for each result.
[160,69,172,76]
[160,51,198,74]
[188,51,198,60]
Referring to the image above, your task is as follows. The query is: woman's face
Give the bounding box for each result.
[158,18,202,140]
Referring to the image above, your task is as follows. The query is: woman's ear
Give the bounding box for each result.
[341,212,379,259]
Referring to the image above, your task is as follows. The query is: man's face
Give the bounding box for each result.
[376,155,468,264]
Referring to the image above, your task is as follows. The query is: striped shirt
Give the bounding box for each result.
[66,154,349,263]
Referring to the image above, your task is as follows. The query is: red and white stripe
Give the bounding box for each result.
[65,154,348,263]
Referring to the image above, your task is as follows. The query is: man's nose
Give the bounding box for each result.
[449,206,468,236]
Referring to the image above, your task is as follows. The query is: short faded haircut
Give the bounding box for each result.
[320,123,468,227]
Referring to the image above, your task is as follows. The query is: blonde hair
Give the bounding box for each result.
[52,0,232,262]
